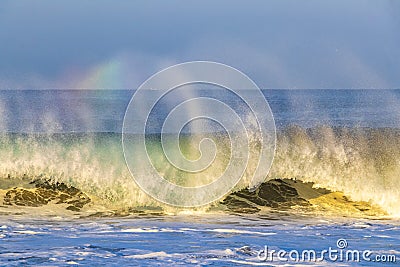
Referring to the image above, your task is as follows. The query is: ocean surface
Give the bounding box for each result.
[0,89,399,266]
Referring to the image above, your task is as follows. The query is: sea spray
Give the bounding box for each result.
[0,126,399,216]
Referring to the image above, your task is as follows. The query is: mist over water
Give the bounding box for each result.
[2,89,400,132]
[1,89,400,216]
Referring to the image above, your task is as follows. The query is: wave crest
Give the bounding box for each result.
[0,126,399,217]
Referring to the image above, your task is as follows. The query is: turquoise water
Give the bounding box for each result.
[0,89,399,265]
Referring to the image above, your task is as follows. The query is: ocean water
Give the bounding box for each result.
[0,89,399,266]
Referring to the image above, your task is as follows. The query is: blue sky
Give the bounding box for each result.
[0,0,399,89]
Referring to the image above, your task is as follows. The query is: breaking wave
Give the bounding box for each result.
[0,125,399,217]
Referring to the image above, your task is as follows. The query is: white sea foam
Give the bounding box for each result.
[124,251,172,259]
[13,230,44,235]
[0,126,400,217]
[210,228,276,236]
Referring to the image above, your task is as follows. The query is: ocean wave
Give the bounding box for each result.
[0,126,398,217]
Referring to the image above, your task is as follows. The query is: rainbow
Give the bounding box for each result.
[65,56,138,90]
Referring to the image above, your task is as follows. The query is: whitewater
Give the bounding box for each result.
[0,89,399,266]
